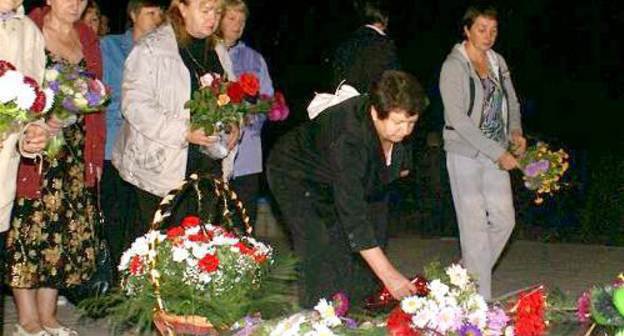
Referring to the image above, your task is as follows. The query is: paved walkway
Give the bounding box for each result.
[3,237,623,335]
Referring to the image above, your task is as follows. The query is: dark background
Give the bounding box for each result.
[24,0,624,243]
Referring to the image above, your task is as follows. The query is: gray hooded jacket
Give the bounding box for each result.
[440,43,522,161]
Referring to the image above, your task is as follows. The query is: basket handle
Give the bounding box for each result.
[150,174,252,235]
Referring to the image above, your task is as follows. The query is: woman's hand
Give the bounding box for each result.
[511,131,527,156]
[186,128,219,147]
[360,247,416,300]
[46,115,64,136]
[22,124,48,154]
[497,151,519,170]
[226,124,240,150]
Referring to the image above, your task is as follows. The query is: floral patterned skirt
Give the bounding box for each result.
[6,119,96,289]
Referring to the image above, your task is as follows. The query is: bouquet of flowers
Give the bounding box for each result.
[43,62,109,157]
[518,142,569,205]
[186,72,287,159]
[576,273,624,335]
[0,60,54,141]
[86,214,296,334]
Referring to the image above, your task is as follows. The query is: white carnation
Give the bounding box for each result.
[446,264,470,289]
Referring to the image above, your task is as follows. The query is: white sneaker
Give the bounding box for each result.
[56,296,68,306]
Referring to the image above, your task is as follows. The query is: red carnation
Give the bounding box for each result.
[226,82,245,103]
[181,215,201,229]
[188,231,212,243]
[129,255,144,275]
[387,307,420,336]
[239,73,260,96]
[513,287,547,336]
[166,226,185,240]
[235,242,254,256]
[23,76,38,89]
[0,60,16,76]
[198,254,219,273]
[31,90,46,113]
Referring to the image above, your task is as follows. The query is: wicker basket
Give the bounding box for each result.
[148,174,252,336]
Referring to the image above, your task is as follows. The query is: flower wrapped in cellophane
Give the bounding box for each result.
[518,142,569,205]
[43,62,109,157]
[0,60,54,141]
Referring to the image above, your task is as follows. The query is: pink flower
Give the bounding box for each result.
[268,91,289,121]
[576,291,591,323]
[332,292,350,317]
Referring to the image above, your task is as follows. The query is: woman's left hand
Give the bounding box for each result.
[511,131,527,156]
[226,124,241,150]
[22,124,49,154]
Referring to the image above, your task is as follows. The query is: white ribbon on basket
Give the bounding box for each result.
[306,81,360,120]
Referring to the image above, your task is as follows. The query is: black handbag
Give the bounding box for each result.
[61,186,114,309]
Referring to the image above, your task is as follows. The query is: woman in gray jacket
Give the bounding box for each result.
[439,5,526,300]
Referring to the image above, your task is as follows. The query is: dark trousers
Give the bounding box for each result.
[231,173,260,225]
[101,161,138,282]
[267,170,380,308]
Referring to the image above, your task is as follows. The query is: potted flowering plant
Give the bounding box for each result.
[0,60,54,141]
[185,73,287,159]
[43,62,109,157]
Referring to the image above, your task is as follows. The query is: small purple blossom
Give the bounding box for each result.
[524,159,550,177]
[48,81,60,93]
[459,324,483,336]
[340,317,358,329]
[486,307,510,336]
[62,97,78,112]
[86,91,101,107]
[576,291,591,323]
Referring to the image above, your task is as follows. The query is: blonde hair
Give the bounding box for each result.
[168,0,223,47]
[222,0,249,18]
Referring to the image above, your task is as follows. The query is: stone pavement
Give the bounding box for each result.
[2,237,623,335]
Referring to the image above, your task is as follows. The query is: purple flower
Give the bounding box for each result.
[524,159,550,177]
[48,81,60,93]
[486,307,510,335]
[340,317,358,329]
[62,97,77,112]
[576,291,591,323]
[332,292,350,317]
[86,91,101,107]
[459,324,483,336]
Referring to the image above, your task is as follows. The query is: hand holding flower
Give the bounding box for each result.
[511,131,527,156]
[22,124,48,154]
[497,151,519,170]
[186,128,219,147]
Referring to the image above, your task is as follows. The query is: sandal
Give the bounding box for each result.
[42,326,78,336]
[13,324,51,336]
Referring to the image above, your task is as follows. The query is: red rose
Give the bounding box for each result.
[181,215,201,229]
[0,60,16,77]
[239,73,260,96]
[129,255,144,275]
[387,307,420,336]
[166,226,185,240]
[198,254,219,273]
[227,82,245,103]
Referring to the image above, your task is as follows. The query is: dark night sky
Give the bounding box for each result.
[27,0,624,150]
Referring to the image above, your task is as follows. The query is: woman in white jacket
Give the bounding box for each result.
[0,0,48,235]
[113,0,239,240]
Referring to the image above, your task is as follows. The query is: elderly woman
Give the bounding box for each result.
[267,71,426,307]
[113,0,239,241]
[7,0,105,335]
[218,0,273,223]
[440,5,526,300]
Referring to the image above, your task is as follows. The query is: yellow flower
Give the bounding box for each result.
[217,94,230,106]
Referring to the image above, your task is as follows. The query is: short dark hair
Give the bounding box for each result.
[127,0,165,19]
[370,70,427,119]
[462,4,498,30]
[356,0,389,27]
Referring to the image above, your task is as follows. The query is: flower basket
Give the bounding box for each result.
[146,174,256,335]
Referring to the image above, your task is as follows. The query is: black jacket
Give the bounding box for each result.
[267,95,411,251]
[332,26,400,93]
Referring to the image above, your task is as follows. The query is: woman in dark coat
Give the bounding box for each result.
[267,70,427,308]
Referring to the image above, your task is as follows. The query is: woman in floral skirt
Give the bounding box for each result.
[6,0,105,335]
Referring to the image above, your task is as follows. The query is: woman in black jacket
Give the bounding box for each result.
[267,70,426,307]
